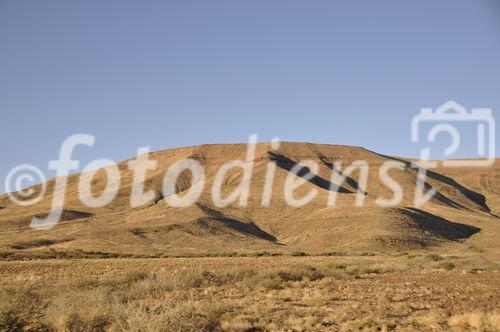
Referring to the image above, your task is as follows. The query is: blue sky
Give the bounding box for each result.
[1,1,499,192]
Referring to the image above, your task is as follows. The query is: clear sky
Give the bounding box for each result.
[1,1,499,192]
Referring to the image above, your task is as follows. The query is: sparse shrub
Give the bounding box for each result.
[72,276,101,290]
[196,302,228,331]
[0,287,51,332]
[346,267,361,276]
[65,313,110,332]
[102,271,150,288]
[164,270,207,290]
[343,264,394,276]
[277,265,323,282]
[221,317,262,331]
[448,311,500,330]
[334,263,347,270]
[220,268,257,283]
[0,306,29,332]
[436,261,455,270]
[320,263,348,278]
[165,301,229,331]
[121,271,150,284]
[240,264,326,289]
[357,315,389,330]
[258,277,283,290]
[426,253,443,261]
[130,228,146,237]
[362,267,383,274]
[319,251,347,256]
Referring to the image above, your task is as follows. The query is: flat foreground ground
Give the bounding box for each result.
[0,255,499,331]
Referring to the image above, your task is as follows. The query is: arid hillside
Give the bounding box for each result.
[0,142,498,257]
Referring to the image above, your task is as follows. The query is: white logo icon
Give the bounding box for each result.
[411,100,495,167]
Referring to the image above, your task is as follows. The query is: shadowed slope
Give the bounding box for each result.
[269,151,352,193]
[378,154,490,212]
[195,203,278,242]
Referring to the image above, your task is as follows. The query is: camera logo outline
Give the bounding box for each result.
[411,100,496,167]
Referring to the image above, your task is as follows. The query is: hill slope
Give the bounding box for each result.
[0,142,498,256]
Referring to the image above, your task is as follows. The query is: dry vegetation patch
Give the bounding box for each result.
[0,255,498,331]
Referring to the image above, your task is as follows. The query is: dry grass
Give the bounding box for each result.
[0,255,498,331]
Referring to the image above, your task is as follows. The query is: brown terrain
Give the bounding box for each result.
[0,142,498,331]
